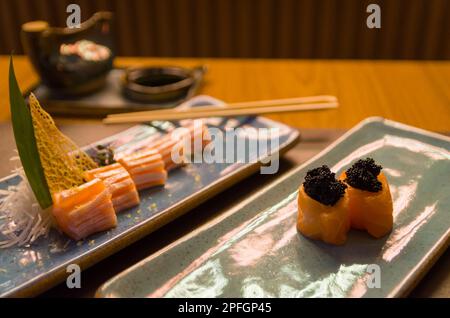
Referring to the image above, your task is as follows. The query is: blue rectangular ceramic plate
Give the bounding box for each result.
[97,117,450,298]
[0,96,300,297]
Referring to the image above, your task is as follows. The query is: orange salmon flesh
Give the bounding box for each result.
[118,149,167,190]
[83,163,140,213]
[52,178,117,241]
[339,172,393,238]
[297,171,393,244]
[297,186,350,245]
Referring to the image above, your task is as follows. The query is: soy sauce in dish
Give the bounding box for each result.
[134,74,186,87]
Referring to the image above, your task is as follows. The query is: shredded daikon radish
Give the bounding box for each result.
[0,167,55,248]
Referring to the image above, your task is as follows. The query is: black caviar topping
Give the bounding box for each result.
[303,165,347,206]
[345,158,382,192]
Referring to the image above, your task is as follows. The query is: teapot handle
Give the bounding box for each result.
[21,11,113,52]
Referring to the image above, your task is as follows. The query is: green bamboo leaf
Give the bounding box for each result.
[9,56,53,209]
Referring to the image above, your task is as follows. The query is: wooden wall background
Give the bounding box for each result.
[0,0,449,59]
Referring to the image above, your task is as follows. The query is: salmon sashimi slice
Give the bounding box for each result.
[113,191,142,212]
[339,172,393,238]
[152,138,186,171]
[297,186,350,245]
[83,163,140,213]
[142,122,211,171]
[132,171,168,189]
[118,149,167,190]
[52,178,117,240]
[53,178,105,211]
[177,121,211,150]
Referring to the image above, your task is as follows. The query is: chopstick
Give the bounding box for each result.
[103,95,338,124]
[103,102,338,124]
[107,95,338,119]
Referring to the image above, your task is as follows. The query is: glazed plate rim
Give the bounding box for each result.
[95,116,450,298]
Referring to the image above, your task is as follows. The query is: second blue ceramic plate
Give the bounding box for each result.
[97,117,450,298]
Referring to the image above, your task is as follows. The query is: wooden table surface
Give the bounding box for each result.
[0,56,449,130]
[0,56,448,298]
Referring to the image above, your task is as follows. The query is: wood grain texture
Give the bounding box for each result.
[0,56,449,131]
[1,0,449,59]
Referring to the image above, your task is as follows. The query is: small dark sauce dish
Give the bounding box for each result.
[122,66,205,103]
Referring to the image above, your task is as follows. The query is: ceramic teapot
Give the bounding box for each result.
[21,12,115,96]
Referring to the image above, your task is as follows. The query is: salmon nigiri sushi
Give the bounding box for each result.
[339,158,393,238]
[83,163,140,213]
[51,178,117,240]
[297,165,350,245]
[118,149,167,190]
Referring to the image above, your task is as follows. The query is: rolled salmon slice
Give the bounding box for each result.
[152,138,186,171]
[143,122,211,171]
[297,186,350,245]
[83,163,140,213]
[178,121,211,150]
[339,172,393,238]
[118,149,167,190]
[52,178,117,241]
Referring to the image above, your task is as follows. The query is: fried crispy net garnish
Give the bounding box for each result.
[28,93,97,193]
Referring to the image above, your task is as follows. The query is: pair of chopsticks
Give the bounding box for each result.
[103,95,338,124]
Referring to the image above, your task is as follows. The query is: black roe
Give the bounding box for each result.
[345,158,382,192]
[303,165,347,206]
